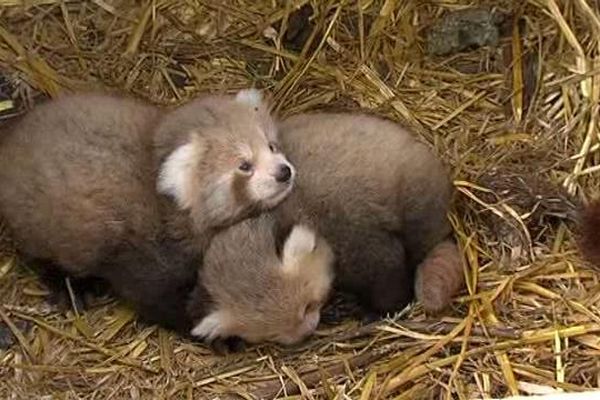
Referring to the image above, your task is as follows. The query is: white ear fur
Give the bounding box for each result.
[157,136,204,209]
[190,310,229,340]
[235,88,263,108]
[282,225,317,272]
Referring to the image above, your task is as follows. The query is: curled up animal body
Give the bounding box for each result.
[0,88,295,332]
[184,112,464,347]
[273,112,464,317]
[187,214,335,347]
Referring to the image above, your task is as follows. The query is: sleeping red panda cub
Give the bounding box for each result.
[272,112,463,316]
[186,214,334,346]
[0,89,294,330]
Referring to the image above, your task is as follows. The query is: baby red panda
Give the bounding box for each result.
[0,89,295,329]
[272,112,463,316]
[154,89,295,253]
[186,214,334,346]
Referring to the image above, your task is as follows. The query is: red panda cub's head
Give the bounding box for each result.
[187,215,335,346]
[155,89,295,231]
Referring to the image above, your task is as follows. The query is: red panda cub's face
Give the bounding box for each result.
[156,89,295,230]
[189,216,335,346]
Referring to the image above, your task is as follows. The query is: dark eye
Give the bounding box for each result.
[239,161,253,173]
[268,142,279,153]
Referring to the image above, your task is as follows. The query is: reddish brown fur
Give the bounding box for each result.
[0,92,162,273]
[154,91,293,254]
[578,199,600,268]
[273,112,463,315]
[187,214,334,345]
[0,90,292,331]
[184,112,463,346]
[414,240,464,313]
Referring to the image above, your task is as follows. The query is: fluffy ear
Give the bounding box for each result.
[235,88,264,109]
[190,310,232,341]
[282,225,317,273]
[157,134,205,209]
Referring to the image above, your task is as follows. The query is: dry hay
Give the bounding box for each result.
[1,0,600,399]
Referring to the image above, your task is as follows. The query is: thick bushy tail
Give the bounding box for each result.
[578,199,600,268]
[414,239,464,314]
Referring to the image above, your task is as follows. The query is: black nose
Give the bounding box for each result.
[275,164,292,183]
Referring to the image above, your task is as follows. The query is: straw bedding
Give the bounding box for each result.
[1,0,600,398]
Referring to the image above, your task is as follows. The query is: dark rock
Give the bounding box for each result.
[426,7,506,56]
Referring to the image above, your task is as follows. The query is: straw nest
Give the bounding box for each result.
[1,0,600,398]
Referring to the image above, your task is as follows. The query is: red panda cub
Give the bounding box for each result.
[273,112,464,316]
[154,89,295,254]
[0,89,295,330]
[187,214,334,346]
